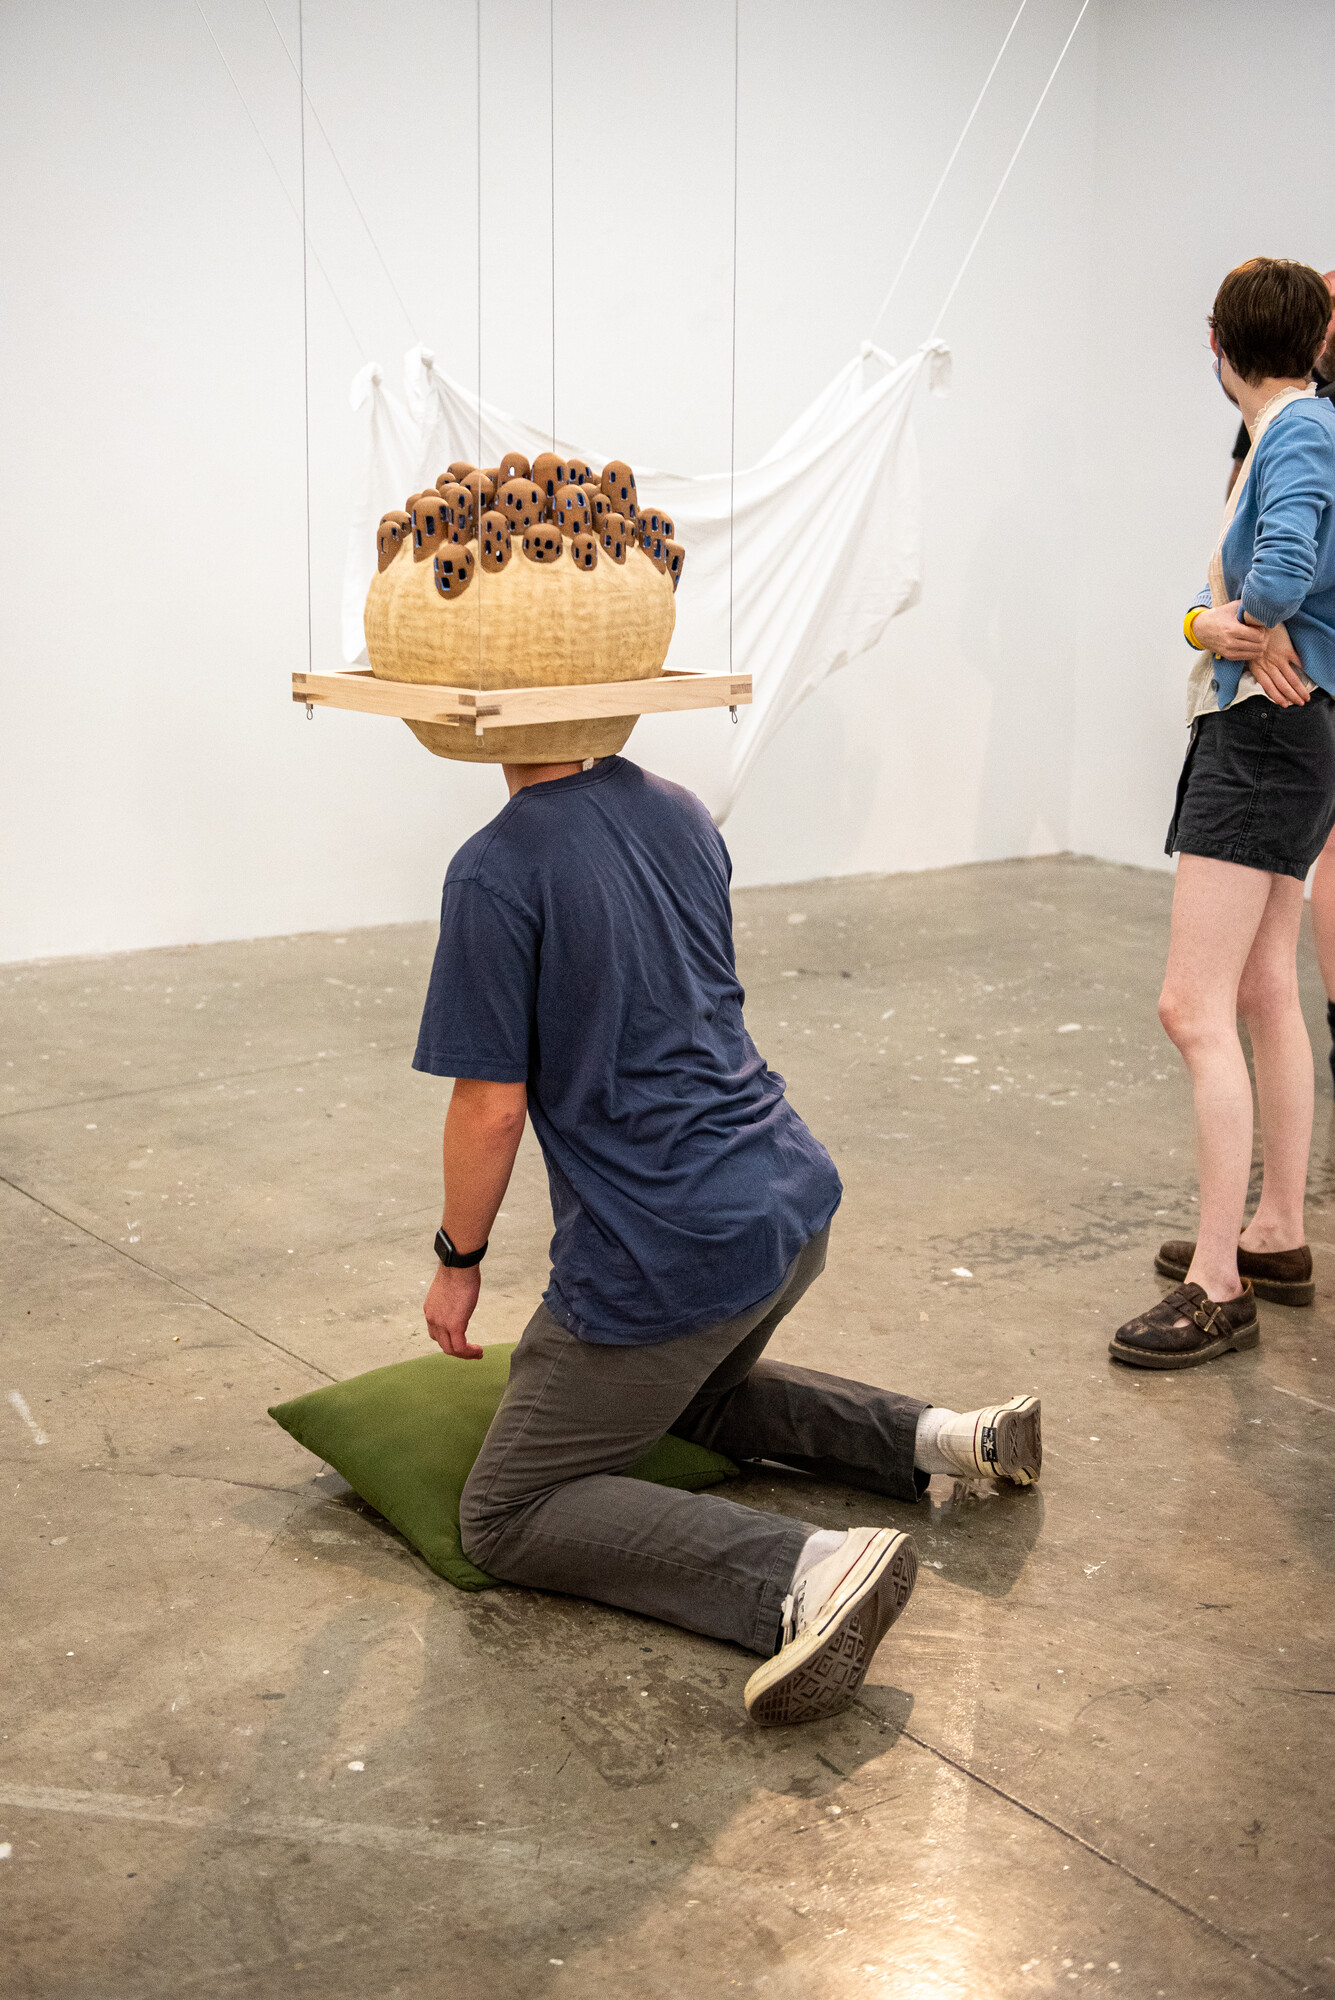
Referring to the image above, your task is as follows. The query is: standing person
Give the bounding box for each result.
[1112,259,1335,1370]
[415,752,1041,1723]
[1227,272,1335,1090]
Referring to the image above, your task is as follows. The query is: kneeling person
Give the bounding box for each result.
[415,753,1040,1724]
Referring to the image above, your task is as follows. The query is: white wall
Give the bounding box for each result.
[1072,0,1334,869]
[13,0,1308,960]
[0,0,1102,959]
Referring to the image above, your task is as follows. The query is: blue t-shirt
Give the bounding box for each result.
[413,757,841,1344]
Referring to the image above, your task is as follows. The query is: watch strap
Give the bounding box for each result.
[435,1226,488,1269]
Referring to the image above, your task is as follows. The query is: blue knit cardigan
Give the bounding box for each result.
[1192,395,1335,708]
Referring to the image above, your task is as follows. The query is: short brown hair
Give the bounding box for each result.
[1210,258,1331,384]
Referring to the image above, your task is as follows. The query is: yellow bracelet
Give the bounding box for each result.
[1183,605,1208,649]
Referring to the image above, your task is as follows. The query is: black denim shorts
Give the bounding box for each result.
[1166,688,1335,880]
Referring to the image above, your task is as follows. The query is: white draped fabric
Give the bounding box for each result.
[343,338,951,822]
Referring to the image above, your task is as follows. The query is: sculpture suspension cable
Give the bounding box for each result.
[549,0,556,452]
[477,0,483,698]
[298,0,313,684]
[728,0,739,683]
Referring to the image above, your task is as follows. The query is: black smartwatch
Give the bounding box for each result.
[434,1226,488,1269]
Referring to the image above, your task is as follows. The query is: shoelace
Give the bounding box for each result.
[777,1577,808,1651]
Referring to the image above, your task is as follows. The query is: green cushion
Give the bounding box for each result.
[269,1343,740,1591]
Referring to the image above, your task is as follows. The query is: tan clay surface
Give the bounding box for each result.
[364,536,675,764]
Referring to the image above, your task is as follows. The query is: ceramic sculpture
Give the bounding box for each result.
[365,454,684,764]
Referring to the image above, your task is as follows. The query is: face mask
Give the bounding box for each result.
[1212,352,1239,409]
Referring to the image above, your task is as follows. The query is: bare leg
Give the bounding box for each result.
[1237,874,1311,1252]
[1157,856,1273,1300]
[1307,828,1335,1002]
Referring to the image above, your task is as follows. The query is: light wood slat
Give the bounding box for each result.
[292,669,752,730]
[291,672,472,721]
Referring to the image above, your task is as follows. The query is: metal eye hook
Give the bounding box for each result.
[306,702,314,721]
[730,705,739,724]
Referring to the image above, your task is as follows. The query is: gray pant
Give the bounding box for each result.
[459,1229,927,1655]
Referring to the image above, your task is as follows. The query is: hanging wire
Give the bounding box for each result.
[727,0,739,685]
[477,0,483,698]
[868,0,1028,340]
[476,0,483,474]
[190,0,364,356]
[930,0,1092,336]
[297,0,314,686]
[258,0,420,343]
[549,0,556,450]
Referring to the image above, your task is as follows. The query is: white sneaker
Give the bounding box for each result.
[936,1395,1042,1484]
[743,1527,917,1727]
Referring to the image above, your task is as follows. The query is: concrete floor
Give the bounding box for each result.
[3,854,1334,2000]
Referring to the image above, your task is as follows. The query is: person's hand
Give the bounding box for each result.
[424,1261,484,1358]
[1190,601,1267,660]
[1249,620,1310,707]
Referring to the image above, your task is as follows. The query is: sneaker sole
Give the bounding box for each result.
[1108,1321,1260,1369]
[743,1531,918,1728]
[1153,1252,1313,1307]
[976,1396,1042,1484]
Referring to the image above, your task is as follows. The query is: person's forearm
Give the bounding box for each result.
[441,1079,528,1251]
[1241,571,1311,631]
[1189,600,1266,661]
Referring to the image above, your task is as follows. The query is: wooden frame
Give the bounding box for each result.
[292,667,752,736]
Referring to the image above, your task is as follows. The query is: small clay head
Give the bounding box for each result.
[588,489,618,527]
[499,477,544,530]
[498,448,531,483]
[479,510,512,573]
[437,481,474,543]
[566,457,595,487]
[531,452,569,509]
[664,540,685,591]
[481,467,500,489]
[411,493,450,559]
[600,459,637,520]
[640,505,674,543]
[553,483,592,536]
[600,512,629,564]
[447,460,477,484]
[433,544,476,598]
[377,509,412,572]
[521,525,564,564]
[642,531,668,572]
[461,470,496,520]
[569,530,599,572]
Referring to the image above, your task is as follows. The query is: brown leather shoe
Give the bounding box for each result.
[1154,1238,1314,1306]
[1109,1281,1259,1369]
